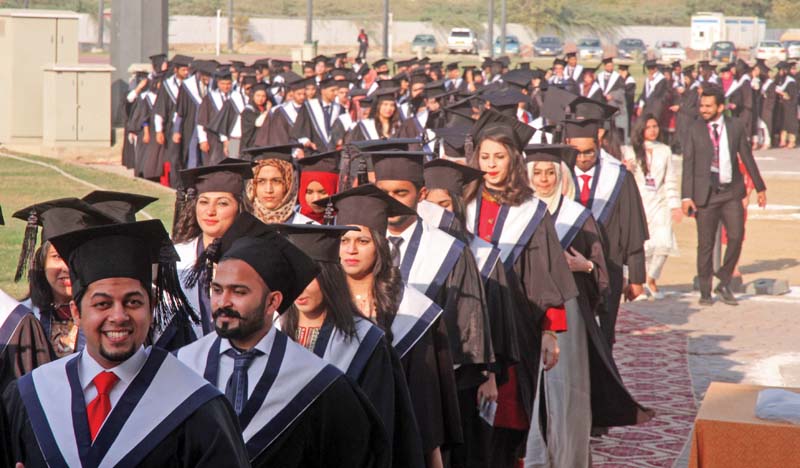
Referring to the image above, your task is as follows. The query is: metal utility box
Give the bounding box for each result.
[0,9,79,143]
[42,65,115,146]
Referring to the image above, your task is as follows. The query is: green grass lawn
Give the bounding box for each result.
[0,153,175,300]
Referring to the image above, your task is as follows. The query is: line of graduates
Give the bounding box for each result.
[0,52,679,467]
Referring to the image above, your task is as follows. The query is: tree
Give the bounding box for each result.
[769,0,800,28]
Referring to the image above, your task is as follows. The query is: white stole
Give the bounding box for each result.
[391,286,443,358]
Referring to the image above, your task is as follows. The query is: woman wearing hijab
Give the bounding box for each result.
[461,109,578,468]
[296,151,340,224]
[240,144,317,224]
[525,144,653,467]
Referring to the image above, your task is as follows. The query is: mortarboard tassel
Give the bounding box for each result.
[181,237,220,298]
[171,185,188,237]
[14,213,39,282]
[464,135,474,165]
[357,155,369,186]
[154,258,201,338]
[323,200,336,225]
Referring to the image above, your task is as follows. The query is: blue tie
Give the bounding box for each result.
[224,348,263,415]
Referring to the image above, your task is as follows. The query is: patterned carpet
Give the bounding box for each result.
[591,308,697,468]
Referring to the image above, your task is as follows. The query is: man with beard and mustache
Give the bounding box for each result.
[1,220,248,467]
[177,232,390,468]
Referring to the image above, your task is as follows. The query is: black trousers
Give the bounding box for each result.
[695,188,745,295]
[601,263,623,348]
[451,386,491,468]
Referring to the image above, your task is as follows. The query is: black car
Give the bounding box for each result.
[533,36,563,56]
[617,38,646,59]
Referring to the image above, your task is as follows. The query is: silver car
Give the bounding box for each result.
[577,38,603,60]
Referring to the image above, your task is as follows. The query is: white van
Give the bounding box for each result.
[448,28,478,54]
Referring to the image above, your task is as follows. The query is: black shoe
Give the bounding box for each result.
[698,295,714,306]
[714,285,739,306]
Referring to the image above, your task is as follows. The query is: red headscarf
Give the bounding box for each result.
[298,171,339,223]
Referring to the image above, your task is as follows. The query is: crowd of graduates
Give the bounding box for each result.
[0,48,772,467]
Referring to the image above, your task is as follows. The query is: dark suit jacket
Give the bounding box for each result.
[681,116,766,207]
[638,78,669,124]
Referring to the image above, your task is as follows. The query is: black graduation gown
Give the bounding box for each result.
[153,78,182,185]
[761,80,777,137]
[121,91,138,170]
[480,255,521,385]
[399,317,463,455]
[251,376,391,468]
[240,107,271,149]
[264,105,298,146]
[778,77,799,134]
[506,212,578,420]
[125,96,148,176]
[675,87,699,153]
[594,173,649,346]
[638,78,669,126]
[173,80,204,168]
[289,101,338,152]
[1,385,250,468]
[624,77,637,129]
[196,94,227,165]
[136,95,167,180]
[566,212,653,427]
[729,80,754,138]
[0,314,51,393]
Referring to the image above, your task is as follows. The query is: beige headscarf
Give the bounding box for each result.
[247,159,299,223]
[528,160,576,214]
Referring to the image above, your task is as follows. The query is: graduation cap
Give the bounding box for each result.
[371,150,430,186]
[371,87,399,104]
[170,54,194,68]
[48,219,197,331]
[12,198,118,282]
[331,68,351,79]
[424,159,484,196]
[178,162,254,195]
[428,61,444,70]
[297,150,340,174]
[193,61,217,76]
[395,58,416,69]
[503,69,537,89]
[335,51,348,60]
[250,82,269,94]
[433,125,472,159]
[776,61,792,70]
[616,63,630,71]
[392,72,410,83]
[349,87,368,98]
[579,65,599,78]
[442,98,479,127]
[302,60,314,70]
[314,184,417,236]
[518,62,531,70]
[273,224,358,263]
[563,117,602,139]
[644,59,659,70]
[319,76,340,89]
[601,56,615,65]
[541,86,578,122]
[552,58,567,67]
[481,58,494,69]
[376,78,399,89]
[372,58,390,69]
[350,138,420,152]
[221,232,319,313]
[215,68,233,80]
[672,60,682,69]
[483,88,528,117]
[240,143,301,163]
[149,53,167,69]
[410,70,430,85]
[230,60,246,70]
[524,143,578,168]
[417,57,431,65]
[252,58,271,70]
[496,56,511,68]
[568,94,618,121]
[446,62,460,71]
[565,52,577,58]
[470,108,535,152]
[287,76,312,91]
[82,191,158,224]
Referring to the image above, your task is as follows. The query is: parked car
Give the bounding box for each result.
[753,40,786,61]
[447,28,478,55]
[576,38,603,60]
[411,34,437,54]
[617,38,647,60]
[654,40,687,62]
[533,36,563,56]
[783,40,800,60]
[710,41,736,62]
[494,35,521,55]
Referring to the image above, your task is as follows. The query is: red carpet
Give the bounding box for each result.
[591,309,697,467]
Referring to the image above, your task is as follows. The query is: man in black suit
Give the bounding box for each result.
[681,85,767,306]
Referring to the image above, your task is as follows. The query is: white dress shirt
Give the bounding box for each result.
[78,346,149,408]
[217,326,276,399]
[387,219,418,263]
[708,114,732,184]
[574,165,597,193]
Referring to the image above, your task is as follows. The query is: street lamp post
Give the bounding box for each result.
[306,0,313,43]
[227,0,234,51]
[383,0,389,57]
[500,0,506,54]
[488,0,494,58]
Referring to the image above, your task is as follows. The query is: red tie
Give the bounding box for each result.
[579,174,592,206]
[87,371,119,441]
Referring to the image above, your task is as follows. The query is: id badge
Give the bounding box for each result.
[645,176,656,190]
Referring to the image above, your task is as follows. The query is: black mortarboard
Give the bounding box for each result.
[392,72,410,82]
[12,198,118,281]
[274,224,358,263]
[672,60,682,68]
[565,52,577,58]
[372,87,399,103]
[335,51,348,59]
[251,82,269,94]
[410,70,430,85]
[442,98,479,127]
[179,162,254,194]
[553,58,567,67]
[331,68,351,79]
[644,59,659,70]
[373,58,390,68]
[194,60,217,76]
[349,87,368,98]
[82,191,158,224]
[149,53,167,69]
[776,61,791,70]
[497,56,511,67]
[518,62,531,70]
[434,125,472,159]
[287,76,312,90]
[170,54,193,67]
[541,86,578,122]
[371,151,429,186]
[524,143,578,168]
[215,69,233,80]
[311,55,328,65]
[319,76,340,89]
[230,60,245,70]
[617,63,630,71]
[315,184,417,236]
[568,94,618,121]
[446,62,460,71]
[424,159,484,196]
[221,234,319,313]
[563,117,601,139]
[253,58,271,70]
[302,60,313,69]
[240,143,301,163]
[470,108,535,151]
[395,58,416,68]
[601,57,615,65]
[49,219,196,331]
[579,65,599,77]
[376,78,398,89]
[350,138,420,152]
[297,150,340,174]
[503,69,537,89]
[483,88,528,117]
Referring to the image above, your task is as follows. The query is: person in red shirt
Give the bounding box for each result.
[461,110,578,468]
[357,29,369,59]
